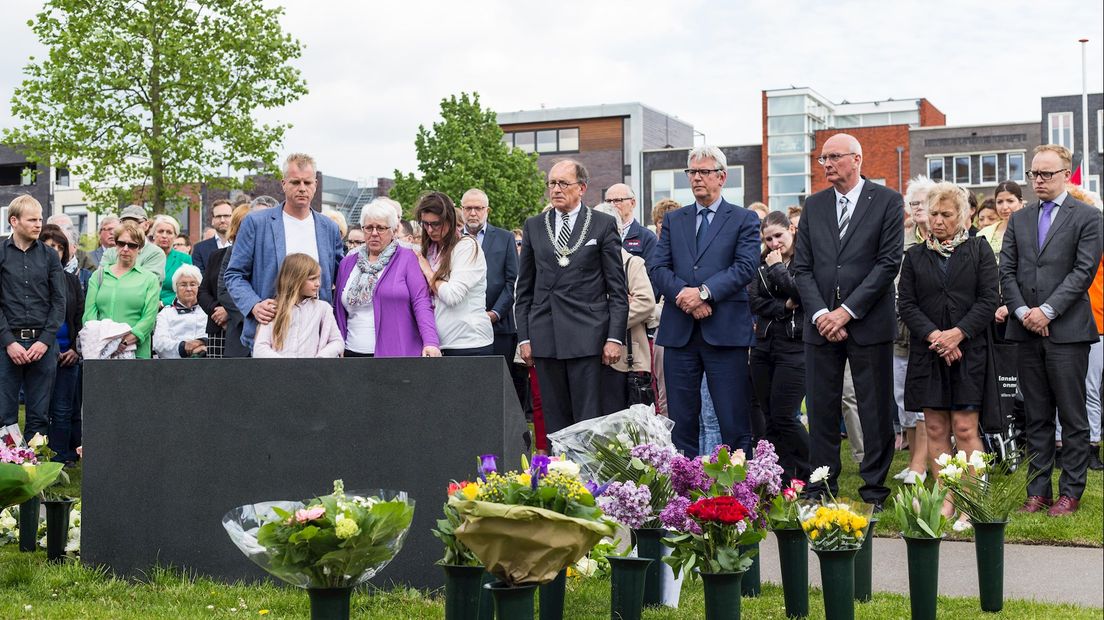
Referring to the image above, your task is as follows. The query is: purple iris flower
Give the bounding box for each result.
[530,454,551,489]
[586,480,611,498]
[477,454,497,481]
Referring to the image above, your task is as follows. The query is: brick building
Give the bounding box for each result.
[811,125,911,195]
[1041,93,1103,195]
[910,121,1041,202]
[497,103,693,218]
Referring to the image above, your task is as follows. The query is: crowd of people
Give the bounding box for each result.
[1,140,1101,522]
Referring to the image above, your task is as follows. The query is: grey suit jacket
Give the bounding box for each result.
[999,195,1103,344]
[515,207,628,359]
[792,179,904,346]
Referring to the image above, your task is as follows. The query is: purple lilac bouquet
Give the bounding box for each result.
[590,437,677,529]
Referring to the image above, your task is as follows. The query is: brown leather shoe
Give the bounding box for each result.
[1019,496,1052,513]
[1047,496,1080,517]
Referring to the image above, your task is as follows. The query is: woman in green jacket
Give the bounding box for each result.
[84,222,161,359]
[151,214,193,306]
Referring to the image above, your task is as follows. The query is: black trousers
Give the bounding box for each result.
[534,355,602,434]
[0,338,57,438]
[599,364,629,416]
[492,332,530,416]
[1020,338,1091,499]
[751,338,811,481]
[442,343,495,356]
[806,338,896,504]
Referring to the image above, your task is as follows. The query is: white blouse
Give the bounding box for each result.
[433,237,493,350]
[153,304,209,358]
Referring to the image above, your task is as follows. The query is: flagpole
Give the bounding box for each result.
[1079,38,1090,185]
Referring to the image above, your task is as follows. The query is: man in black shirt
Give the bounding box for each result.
[0,195,66,438]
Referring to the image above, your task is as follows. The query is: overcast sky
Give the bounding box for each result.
[1,0,1102,182]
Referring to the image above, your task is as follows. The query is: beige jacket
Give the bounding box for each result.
[611,251,656,373]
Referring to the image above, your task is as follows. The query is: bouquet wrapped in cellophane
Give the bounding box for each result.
[449,454,617,586]
[1,426,64,509]
[546,405,674,483]
[222,480,414,589]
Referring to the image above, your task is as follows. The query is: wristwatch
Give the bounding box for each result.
[698,285,710,301]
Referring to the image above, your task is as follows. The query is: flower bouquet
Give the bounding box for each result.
[800,466,875,620]
[223,480,414,620]
[1,428,65,510]
[546,405,675,483]
[892,479,949,620]
[936,449,1038,612]
[449,454,616,587]
[660,441,783,620]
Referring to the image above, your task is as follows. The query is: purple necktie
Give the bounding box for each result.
[1038,201,1056,248]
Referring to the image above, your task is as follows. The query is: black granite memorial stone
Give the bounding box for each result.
[81,357,526,589]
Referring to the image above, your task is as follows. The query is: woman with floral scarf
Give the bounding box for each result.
[334,198,441,358]
[898,181,999,529]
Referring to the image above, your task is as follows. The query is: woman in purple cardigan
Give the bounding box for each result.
[334,198,441,357]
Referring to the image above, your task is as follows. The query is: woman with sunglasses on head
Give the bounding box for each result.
[83,222,160,358]
[413,191,494,356]
[334,198,441,358]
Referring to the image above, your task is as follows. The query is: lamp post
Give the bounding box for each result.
[1079,38,1090,185]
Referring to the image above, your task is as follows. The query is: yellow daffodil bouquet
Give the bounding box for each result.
[799,466,874,551]
[448,454,617,586]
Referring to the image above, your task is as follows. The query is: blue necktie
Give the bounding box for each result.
[696,208,712,250]
[1038,201,1055,248]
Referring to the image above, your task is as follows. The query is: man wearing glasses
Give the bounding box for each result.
[793,133,903,510]
[650,145,761,457]
[516,160,627,433]
[460,189,523,397]
[605,184,657,265]
[191,199,234,275]
[1001,144,1102,517]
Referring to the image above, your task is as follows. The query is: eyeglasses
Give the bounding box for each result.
[908,201,924,208]
[1026,169,1068,181]
[419,220,445,230]
[546,180,580,189]
[347,240,366,246]
[115,240,141,250]
[684,168,723,177]
[607,197,634,204]
[362,225,391,234]
[461,205,487,212]
[817,152,858,165]
[211,214,232,220]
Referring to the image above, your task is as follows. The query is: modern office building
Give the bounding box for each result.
[322,174,394,227]
[0,145,53,235]
[910,121,1041,202]
[641,145,762,222]
[498,103,694,217]
[1041,93,1103,195]
[761,88,945,209]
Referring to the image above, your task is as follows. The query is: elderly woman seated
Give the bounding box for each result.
[153,264,210,358]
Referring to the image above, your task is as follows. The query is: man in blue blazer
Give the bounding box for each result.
[190,199,233,275]
[650,146,761,456]
[224,153,344,351]
[460,188,525,403]
[793,134,904,508]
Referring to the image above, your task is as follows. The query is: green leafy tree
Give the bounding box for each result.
[391,92,546,230]
[3,0,308,214]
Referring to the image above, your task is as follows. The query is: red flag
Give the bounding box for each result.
[1071,163,1083,186]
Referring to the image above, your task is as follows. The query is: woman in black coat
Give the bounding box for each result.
[39,226,84,465]
[750,211,810,481]
[899,182,998,523]
[213,205,252,358]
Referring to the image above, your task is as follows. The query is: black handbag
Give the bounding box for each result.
[981,325,1022,463]
[624,327,655,406]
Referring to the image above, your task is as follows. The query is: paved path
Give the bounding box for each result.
[756,532,1104,608]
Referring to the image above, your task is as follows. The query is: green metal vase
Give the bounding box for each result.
[307,587,352,620]
[774,529,809,618]
[608,556,652,620]
[485,581,536,620]
[442,564,486,620]
[814,548,857,620]
[631,527,667,606]
[853,517,877,602]
[18,496,39,552]
[973,521,1007,613]
[738,542,761,597]
[701,570,745,620]
[538,569,565,620]
[903,535,942,620]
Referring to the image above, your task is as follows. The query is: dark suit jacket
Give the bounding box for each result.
[191,237,221,276]
[60,270,84,353]
[515,207,628,359]
[198,246,229,335]
[650,199,760,348]
[479,224,518,334]
[899,237,999,348]
[999,195,1102,344]
[792,179,904,346]
[622,219,657,265]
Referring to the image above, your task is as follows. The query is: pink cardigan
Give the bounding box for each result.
[253,298,344,358]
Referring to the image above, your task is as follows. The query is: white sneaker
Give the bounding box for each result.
[893,467,911,481]
[953,518,973,533]
[902,470,927,484]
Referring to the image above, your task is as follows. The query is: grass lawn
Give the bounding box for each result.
[0,547,1100,619]
[833,440,1104,547]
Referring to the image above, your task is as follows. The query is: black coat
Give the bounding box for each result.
[898,236,999,409]
[198,246,228,336]
[750,260,804,343]
[61,270,84,353]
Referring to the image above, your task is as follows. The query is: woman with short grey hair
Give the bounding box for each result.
[153,264,209,358]
[334,198,440,357]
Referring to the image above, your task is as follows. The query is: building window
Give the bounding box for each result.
[56,167,71,188]
[769,174,806,196]
[768,134,810,155]
[0,207,8,235]
[1048,112,1074,150]
[652,166,744,207]
[954,156,971,184]
[63,204,88,233]
[1088,175,1100,195]
[928,158,944,181]
[1006,153,1025,183]
[536,130,557,153]
[980,154,998,184]
[1098,109,1102,153]
[559,128,579,152]
[767,115,805,134]
[513,131,535,153]
[502,128,580,154]
[769,155,805,175]
[868,178,887,186]
[767,95,805,115]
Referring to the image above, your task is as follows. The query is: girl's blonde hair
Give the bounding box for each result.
[271,253,321,351]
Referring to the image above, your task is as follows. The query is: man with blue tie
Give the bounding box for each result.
[460,188,526,406]
[650,146,761,456]
[1001,144,1102,517]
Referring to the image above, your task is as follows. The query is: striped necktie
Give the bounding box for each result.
[557,213,572,248]
[838,196,851,239]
